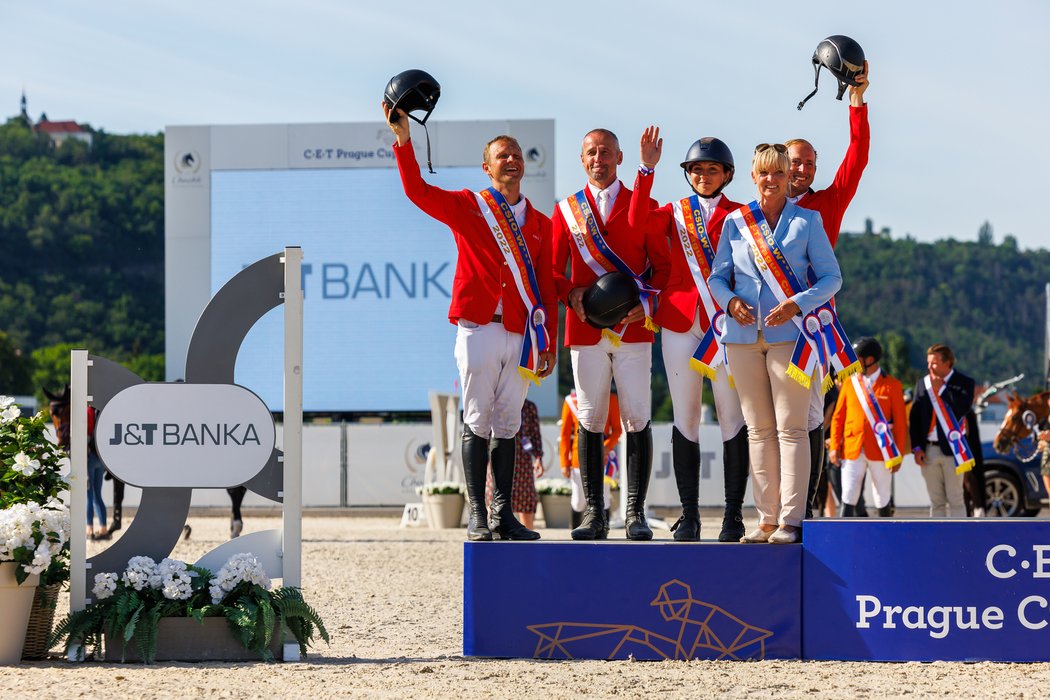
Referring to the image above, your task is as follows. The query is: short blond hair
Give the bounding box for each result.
[752,144,789,174]
[483,135,521,165]
[785,138,818,161]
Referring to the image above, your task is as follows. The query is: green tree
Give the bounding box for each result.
[0,330,33,393]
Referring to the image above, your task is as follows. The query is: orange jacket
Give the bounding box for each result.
[559,393,622,470]
[831,371,908,461]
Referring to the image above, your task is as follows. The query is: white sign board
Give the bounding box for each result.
[95,383,276,488]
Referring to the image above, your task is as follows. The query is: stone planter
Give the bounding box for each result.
[539,494,573,528]
[105,617,283,662]
[0,562,39,665]
[423,493,465,529]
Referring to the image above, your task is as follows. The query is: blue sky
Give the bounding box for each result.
[2,1,1045,250]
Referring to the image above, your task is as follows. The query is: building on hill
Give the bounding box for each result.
[18,89,92,147]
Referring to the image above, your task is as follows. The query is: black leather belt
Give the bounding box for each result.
[491,314,503,324]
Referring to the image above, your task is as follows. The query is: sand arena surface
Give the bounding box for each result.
[5,513,1050,699]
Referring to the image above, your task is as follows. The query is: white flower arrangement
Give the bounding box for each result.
[209,552,271,604]
[535,477,572,496]
[416,481,466,496]
[0,500,70,582]
[0,395,21,423]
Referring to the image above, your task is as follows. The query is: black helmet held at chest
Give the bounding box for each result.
[583,272,640,330]
[680,137,735,196]
[852,336,882,363]
[383,69,440,125]
[797,35,865,110]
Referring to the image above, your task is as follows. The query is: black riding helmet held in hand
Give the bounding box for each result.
[679,137,734,198]
[798,35,865,110]
[383,69,441,173]
[852,336,882,363]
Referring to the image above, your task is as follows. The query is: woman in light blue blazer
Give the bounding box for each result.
[708,144,841,544]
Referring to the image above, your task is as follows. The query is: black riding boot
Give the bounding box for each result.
[489,437,539,540]
[625,423,654,541]
[571,427,608,540]
[877,504,894,518]
[571,509,583,529]
[719,427,749,542]
[670,427,701,542]
[110,478,125,532]
[805,426,825,520]
[462,429,492,541]
[841,502,857,518]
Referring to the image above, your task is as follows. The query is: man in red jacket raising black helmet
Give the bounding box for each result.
[788,61,871,520]
[551,127,672,541]
[384,102,558,542]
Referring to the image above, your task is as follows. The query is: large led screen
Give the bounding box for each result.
[210,167,481,412]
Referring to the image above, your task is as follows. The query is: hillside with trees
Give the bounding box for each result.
[1,114,1047,411]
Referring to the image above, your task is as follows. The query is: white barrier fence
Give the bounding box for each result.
[95,420,992,510]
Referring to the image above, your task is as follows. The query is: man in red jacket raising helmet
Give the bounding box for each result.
[788,61,871,521]
[384,102,558,542]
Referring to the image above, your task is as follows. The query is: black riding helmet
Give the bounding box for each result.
[852,336,882,363]
[797,35,865,110]
[679,137,734,198]
[383,69,441,173]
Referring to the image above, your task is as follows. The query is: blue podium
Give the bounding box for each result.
[464,541,801,660]
[803,519,1050,662]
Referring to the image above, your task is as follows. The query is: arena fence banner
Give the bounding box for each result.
[803,520,1050,662]
[464,542,801,660]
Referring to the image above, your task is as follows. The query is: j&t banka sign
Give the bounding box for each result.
[95,384,275,488]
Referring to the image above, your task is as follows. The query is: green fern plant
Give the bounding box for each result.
[49,555,329,663]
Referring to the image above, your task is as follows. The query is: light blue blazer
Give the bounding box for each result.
[708,202,841,344]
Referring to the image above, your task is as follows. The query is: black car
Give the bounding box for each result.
[982,439,1046,517]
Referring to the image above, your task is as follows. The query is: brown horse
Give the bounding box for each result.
[993,390,1050,460]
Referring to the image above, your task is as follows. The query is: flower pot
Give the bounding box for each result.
[0,562,39,665]
[21,583,61,660]
[539,494,572,529]
[423,493,465,529]
[105,617,283,662]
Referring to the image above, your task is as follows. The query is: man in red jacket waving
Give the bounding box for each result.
[787,61,871,520]
[384,103,558,542]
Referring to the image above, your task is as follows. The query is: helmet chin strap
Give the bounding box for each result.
[797,62,822,111]
[682,169,729,199]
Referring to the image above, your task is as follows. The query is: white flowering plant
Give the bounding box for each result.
[416,480,465,495]
[51,552,329,663]
[0,396,69,509]
[535,478,572,496]
[0,501,70,584]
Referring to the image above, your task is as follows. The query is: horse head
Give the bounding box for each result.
[994,390,1050,454]
[43,384,71,450]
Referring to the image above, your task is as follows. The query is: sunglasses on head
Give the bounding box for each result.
[754,143,788,154]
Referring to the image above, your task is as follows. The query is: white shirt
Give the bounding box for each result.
[696,193,722,223]
[587,180,622,223]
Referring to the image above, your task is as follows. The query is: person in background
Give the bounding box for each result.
[909,343,975,518]
[828,337,907,517]
[559,389,622,528]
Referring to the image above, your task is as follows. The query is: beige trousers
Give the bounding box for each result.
[726,332,813,527]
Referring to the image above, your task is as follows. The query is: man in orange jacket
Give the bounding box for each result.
[560,389,622,527]
[829,337,907,517]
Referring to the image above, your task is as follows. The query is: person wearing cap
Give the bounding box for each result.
[551,127,672,541]
[383,102,557,541]
[909,344,976,518]
[828,337,907,517]
[629,130,746,542]
[708,143,841,545]
[788,61,871,521]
